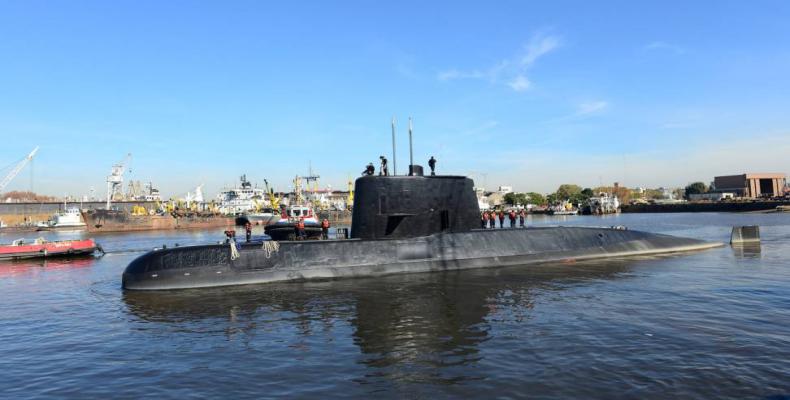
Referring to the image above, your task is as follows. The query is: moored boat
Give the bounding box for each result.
[263,205,323,240]
[36,206,87,231]
[0,238,99,260]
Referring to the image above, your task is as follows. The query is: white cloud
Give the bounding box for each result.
[437,69,486,81]
[644,41,686,55]
[508,75,531,91]
[577,101,609,115]
[521,34,562,67]
[437,32,561,91]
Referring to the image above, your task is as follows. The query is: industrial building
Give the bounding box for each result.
[714,173,787,198]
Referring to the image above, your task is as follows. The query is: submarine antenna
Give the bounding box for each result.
[391,116,397,176]
[408,117,414,175]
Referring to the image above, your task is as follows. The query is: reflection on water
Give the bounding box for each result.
[122,262,632,386]
[0,256,96,278]
[731,243,762,259]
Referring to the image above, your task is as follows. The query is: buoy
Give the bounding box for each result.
[731,226,760,244]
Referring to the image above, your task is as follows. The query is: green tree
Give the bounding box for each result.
[525,192,546,205]
[555,184,582,200]
[503,192,530,205]
[684,182,708,198]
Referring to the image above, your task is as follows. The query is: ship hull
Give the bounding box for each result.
[0,239,97,260]
[122,226,722,290]
[82,210,233,233]
[264,223,323,241]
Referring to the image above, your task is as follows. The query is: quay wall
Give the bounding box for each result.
[622,201,790,213]
[0,201,157,226]
[0,201,157,215]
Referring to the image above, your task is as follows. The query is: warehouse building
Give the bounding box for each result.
[713,173,786,198]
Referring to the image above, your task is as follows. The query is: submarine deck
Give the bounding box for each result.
[122,226,723,290]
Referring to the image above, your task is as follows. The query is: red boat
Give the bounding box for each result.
[0,238,99,260]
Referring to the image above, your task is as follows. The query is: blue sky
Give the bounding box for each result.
[1,1,789,198]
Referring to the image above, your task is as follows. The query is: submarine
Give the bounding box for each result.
[122,162,722,290]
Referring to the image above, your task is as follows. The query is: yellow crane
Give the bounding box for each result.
[347,178,354,210]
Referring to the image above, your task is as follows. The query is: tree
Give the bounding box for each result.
[555,184,582,200]
[525,192,546,205]
[504,192,532,206]
[684,182,708,198]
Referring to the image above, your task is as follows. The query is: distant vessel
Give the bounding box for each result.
[548,200,579,216]
[36,205,86,231]
[0,238,98,260]
[217,175,267,215]
[583,193,621,215]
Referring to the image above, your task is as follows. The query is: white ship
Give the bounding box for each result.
[216,175,267,215]
[584,193,621,215]
[548,200,579,216]
[216,175,280,225]
[36,205,87,231]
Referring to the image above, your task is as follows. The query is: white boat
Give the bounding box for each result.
[548,200,579,216]
[264,204,322,240]
[244,208,279,225]
[36,206,87,231]
[0,220,6,229]
[584,193,621,215]
[216,175,268,215]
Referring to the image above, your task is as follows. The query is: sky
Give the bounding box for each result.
[1,0,789,198]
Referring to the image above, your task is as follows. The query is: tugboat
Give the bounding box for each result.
[263,204,323,240]
[122,160,722,290]
[36,204,87,231]
[0,238,99,260]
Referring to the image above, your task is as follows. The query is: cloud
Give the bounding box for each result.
[577,101,609,115]
[521,34,562,67]
[508,75,531,91]
[437,69,486,81]
[437,32,561,91]
[643,41,686,55]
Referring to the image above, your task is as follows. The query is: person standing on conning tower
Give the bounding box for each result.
[362,163,375,176]
[428,156,436,176]
[380,156,389,176]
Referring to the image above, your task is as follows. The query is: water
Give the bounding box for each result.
[1,213,789,399]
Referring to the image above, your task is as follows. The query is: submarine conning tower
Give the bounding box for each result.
[350,168,481,240]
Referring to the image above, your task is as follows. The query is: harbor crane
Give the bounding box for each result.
[0,146,39,193]
[106,153,132,209]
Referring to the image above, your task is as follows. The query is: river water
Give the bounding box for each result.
[1,213,789,399]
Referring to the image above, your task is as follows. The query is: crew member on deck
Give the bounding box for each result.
[519,209,526,227]
[482,211,489,229]
[363,163,375,176]
[428,156,436,176]
[508,209,516,228]
[380,156,389,176]
[296,217,306,240]
[245,222,252,242]
[498,210,505,228]
[489,212,496,229]
[321,218,330,239]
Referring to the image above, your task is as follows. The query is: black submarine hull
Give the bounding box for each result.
[122,226,722,290]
